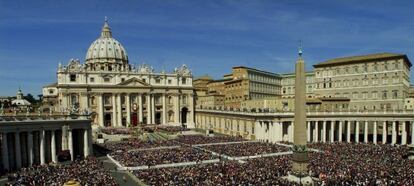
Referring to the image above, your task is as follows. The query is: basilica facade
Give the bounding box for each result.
[42,19,195,128]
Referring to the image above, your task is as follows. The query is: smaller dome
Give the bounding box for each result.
[85,19,128,64]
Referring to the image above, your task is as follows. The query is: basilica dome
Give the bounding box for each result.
[85,19,128,64]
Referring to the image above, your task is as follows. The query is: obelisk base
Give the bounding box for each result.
[283,145,315,185]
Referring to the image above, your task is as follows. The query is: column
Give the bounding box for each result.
[322,121,326,142]
[126,94,131,127]
[314,121,319,142]
[97,94,104,127]
[1,133,9,170]
[307,121,311,142]
[364,121,368,143]
[138,94,143,124]
[117,94,122,126]
[51,130,57,163]
[147,94,151,124]
[355,121,360,143]
[40,130,45,164]
[338,121,343,142]
[174,95,180,124]
[162,94,167,124]
[188,93,195,125]
[68,129,73,161]
[392,121,397,145]
[83,129,90,157]
[14,132,21,169]
[289,121,294,142]
[401,121,407,145]
[347,121,351,143]
[151,94,155,124]
[112,94,117,127]
[330,121,335,142]
[373,121,378,144]
[27,132,33,166]
[382,121,387,144]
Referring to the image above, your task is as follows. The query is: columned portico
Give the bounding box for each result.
[2,132,9,170]
[0,116,92,172]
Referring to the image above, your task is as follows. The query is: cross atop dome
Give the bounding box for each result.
[101,16,112,38]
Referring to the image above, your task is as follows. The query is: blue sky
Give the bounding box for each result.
[0,0,413,96]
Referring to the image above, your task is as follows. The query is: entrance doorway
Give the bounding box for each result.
[131,113,138,126]
[155,112,161,124]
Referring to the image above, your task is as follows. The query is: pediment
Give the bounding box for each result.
[117,78,150,87]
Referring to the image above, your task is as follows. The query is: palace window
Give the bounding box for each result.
[392,90,398,99]
[382,91,388,99]
[182,78,187,84]
[155,78,161,84]
[90,77,95,83]
[104,77,110,83]
[395,62,399,69]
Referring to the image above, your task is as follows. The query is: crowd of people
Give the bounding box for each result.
[102,138,179,152]
[308,142,414,185]
[202,142,290,157]
[5,157,118,186]
[134,156,295,185]
[111,147,217,167]
[175,135,246,145]
[101,127,132,135]
[156,126,189,133]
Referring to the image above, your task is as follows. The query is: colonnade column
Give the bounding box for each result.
[373,121,378,144]
[68,129,73,161]
[27,132,33,166]
[355,121,360,143]
[364,121,368,143]
[40,130,45,165]
[392,121,397,145]
[162,94,167,124]
[330,121,335,142]
[97,94,104,127]
[346,121,351,143]
[151,94,155,124]
[138,94,143,124]
[314,121,319,142]
[112,95,117,126]
[126,94,131,127]
[51,130,57,163]
[14,132,21,169]
[411,121,414,145]
[116,94,122,126]
[338,121,343,142]
[307,121,311,142]
[322,121,326,142]
[147,94,151,124]
[2,132,9,170]
[401,121,407,145]
[83,129,90,157]
[382,121,387,144]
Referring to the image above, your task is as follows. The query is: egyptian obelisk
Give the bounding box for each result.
[285,43,314,184]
